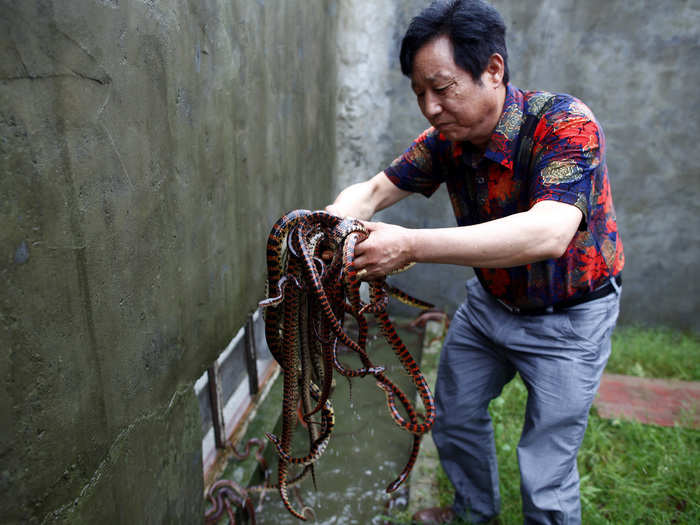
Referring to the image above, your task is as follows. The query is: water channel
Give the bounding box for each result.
[233,321,425,524]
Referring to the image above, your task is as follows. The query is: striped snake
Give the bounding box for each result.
[258,210,435,520]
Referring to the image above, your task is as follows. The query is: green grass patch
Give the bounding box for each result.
[607,324,700,381]
[432,324,700,524]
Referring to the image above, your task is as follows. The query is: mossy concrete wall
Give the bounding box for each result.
[335,0,700,332]
[0,0,337,522]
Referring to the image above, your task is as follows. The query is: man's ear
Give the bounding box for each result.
[484,53,505,87]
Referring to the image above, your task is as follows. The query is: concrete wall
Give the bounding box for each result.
[0,0,337,522]
[335,0,700,332]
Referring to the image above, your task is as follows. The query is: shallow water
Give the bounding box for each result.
[252,322,424,524]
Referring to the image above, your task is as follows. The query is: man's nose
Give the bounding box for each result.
[422,92,442,119]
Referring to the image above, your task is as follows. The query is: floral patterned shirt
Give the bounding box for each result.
[384,83,624,309]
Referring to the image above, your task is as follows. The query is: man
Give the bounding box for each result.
[326,0,623,523]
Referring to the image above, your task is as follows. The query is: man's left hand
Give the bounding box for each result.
[353,221,414,279]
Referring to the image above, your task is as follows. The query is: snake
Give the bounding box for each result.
[266,382,334,466]
[257,210,435,520]
[339,224,436,435]
[204,479,256,525]
[204,441,315,523]
[262,209,312,365]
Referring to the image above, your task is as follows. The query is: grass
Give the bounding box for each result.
[606,324,700,381]
[429,324,700,524]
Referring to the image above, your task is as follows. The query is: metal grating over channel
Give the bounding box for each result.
[194,308,276,472]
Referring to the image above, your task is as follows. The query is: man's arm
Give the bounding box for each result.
[325,172,412,220]
[352,200,582,279]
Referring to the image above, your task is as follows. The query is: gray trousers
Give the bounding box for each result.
[432,277,621,524]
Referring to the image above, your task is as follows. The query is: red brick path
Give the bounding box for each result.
[594,373,700,428]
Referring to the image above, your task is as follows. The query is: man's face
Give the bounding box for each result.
[410,35,505,147]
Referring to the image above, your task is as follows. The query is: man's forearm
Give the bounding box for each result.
[327,181,379,220]
[353,200,582,278]
[413,201,582,267]
[326,172,411,220]
[411,212,566,267]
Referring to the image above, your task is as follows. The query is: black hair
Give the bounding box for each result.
[399,0,510,85]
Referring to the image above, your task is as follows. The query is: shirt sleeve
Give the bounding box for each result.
[383,127,447,197]
[529,97,605,230]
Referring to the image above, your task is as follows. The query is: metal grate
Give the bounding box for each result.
[194,308,276,471]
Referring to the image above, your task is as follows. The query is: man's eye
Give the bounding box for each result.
[435,84,450,93]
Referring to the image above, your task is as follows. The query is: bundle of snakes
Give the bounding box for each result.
[258,209,436,520]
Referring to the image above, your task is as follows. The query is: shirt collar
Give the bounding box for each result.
[457,84,525,171]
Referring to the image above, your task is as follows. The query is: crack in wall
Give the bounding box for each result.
[41,385,194,523]
[1,3,112,88]
[0,72,111,85]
